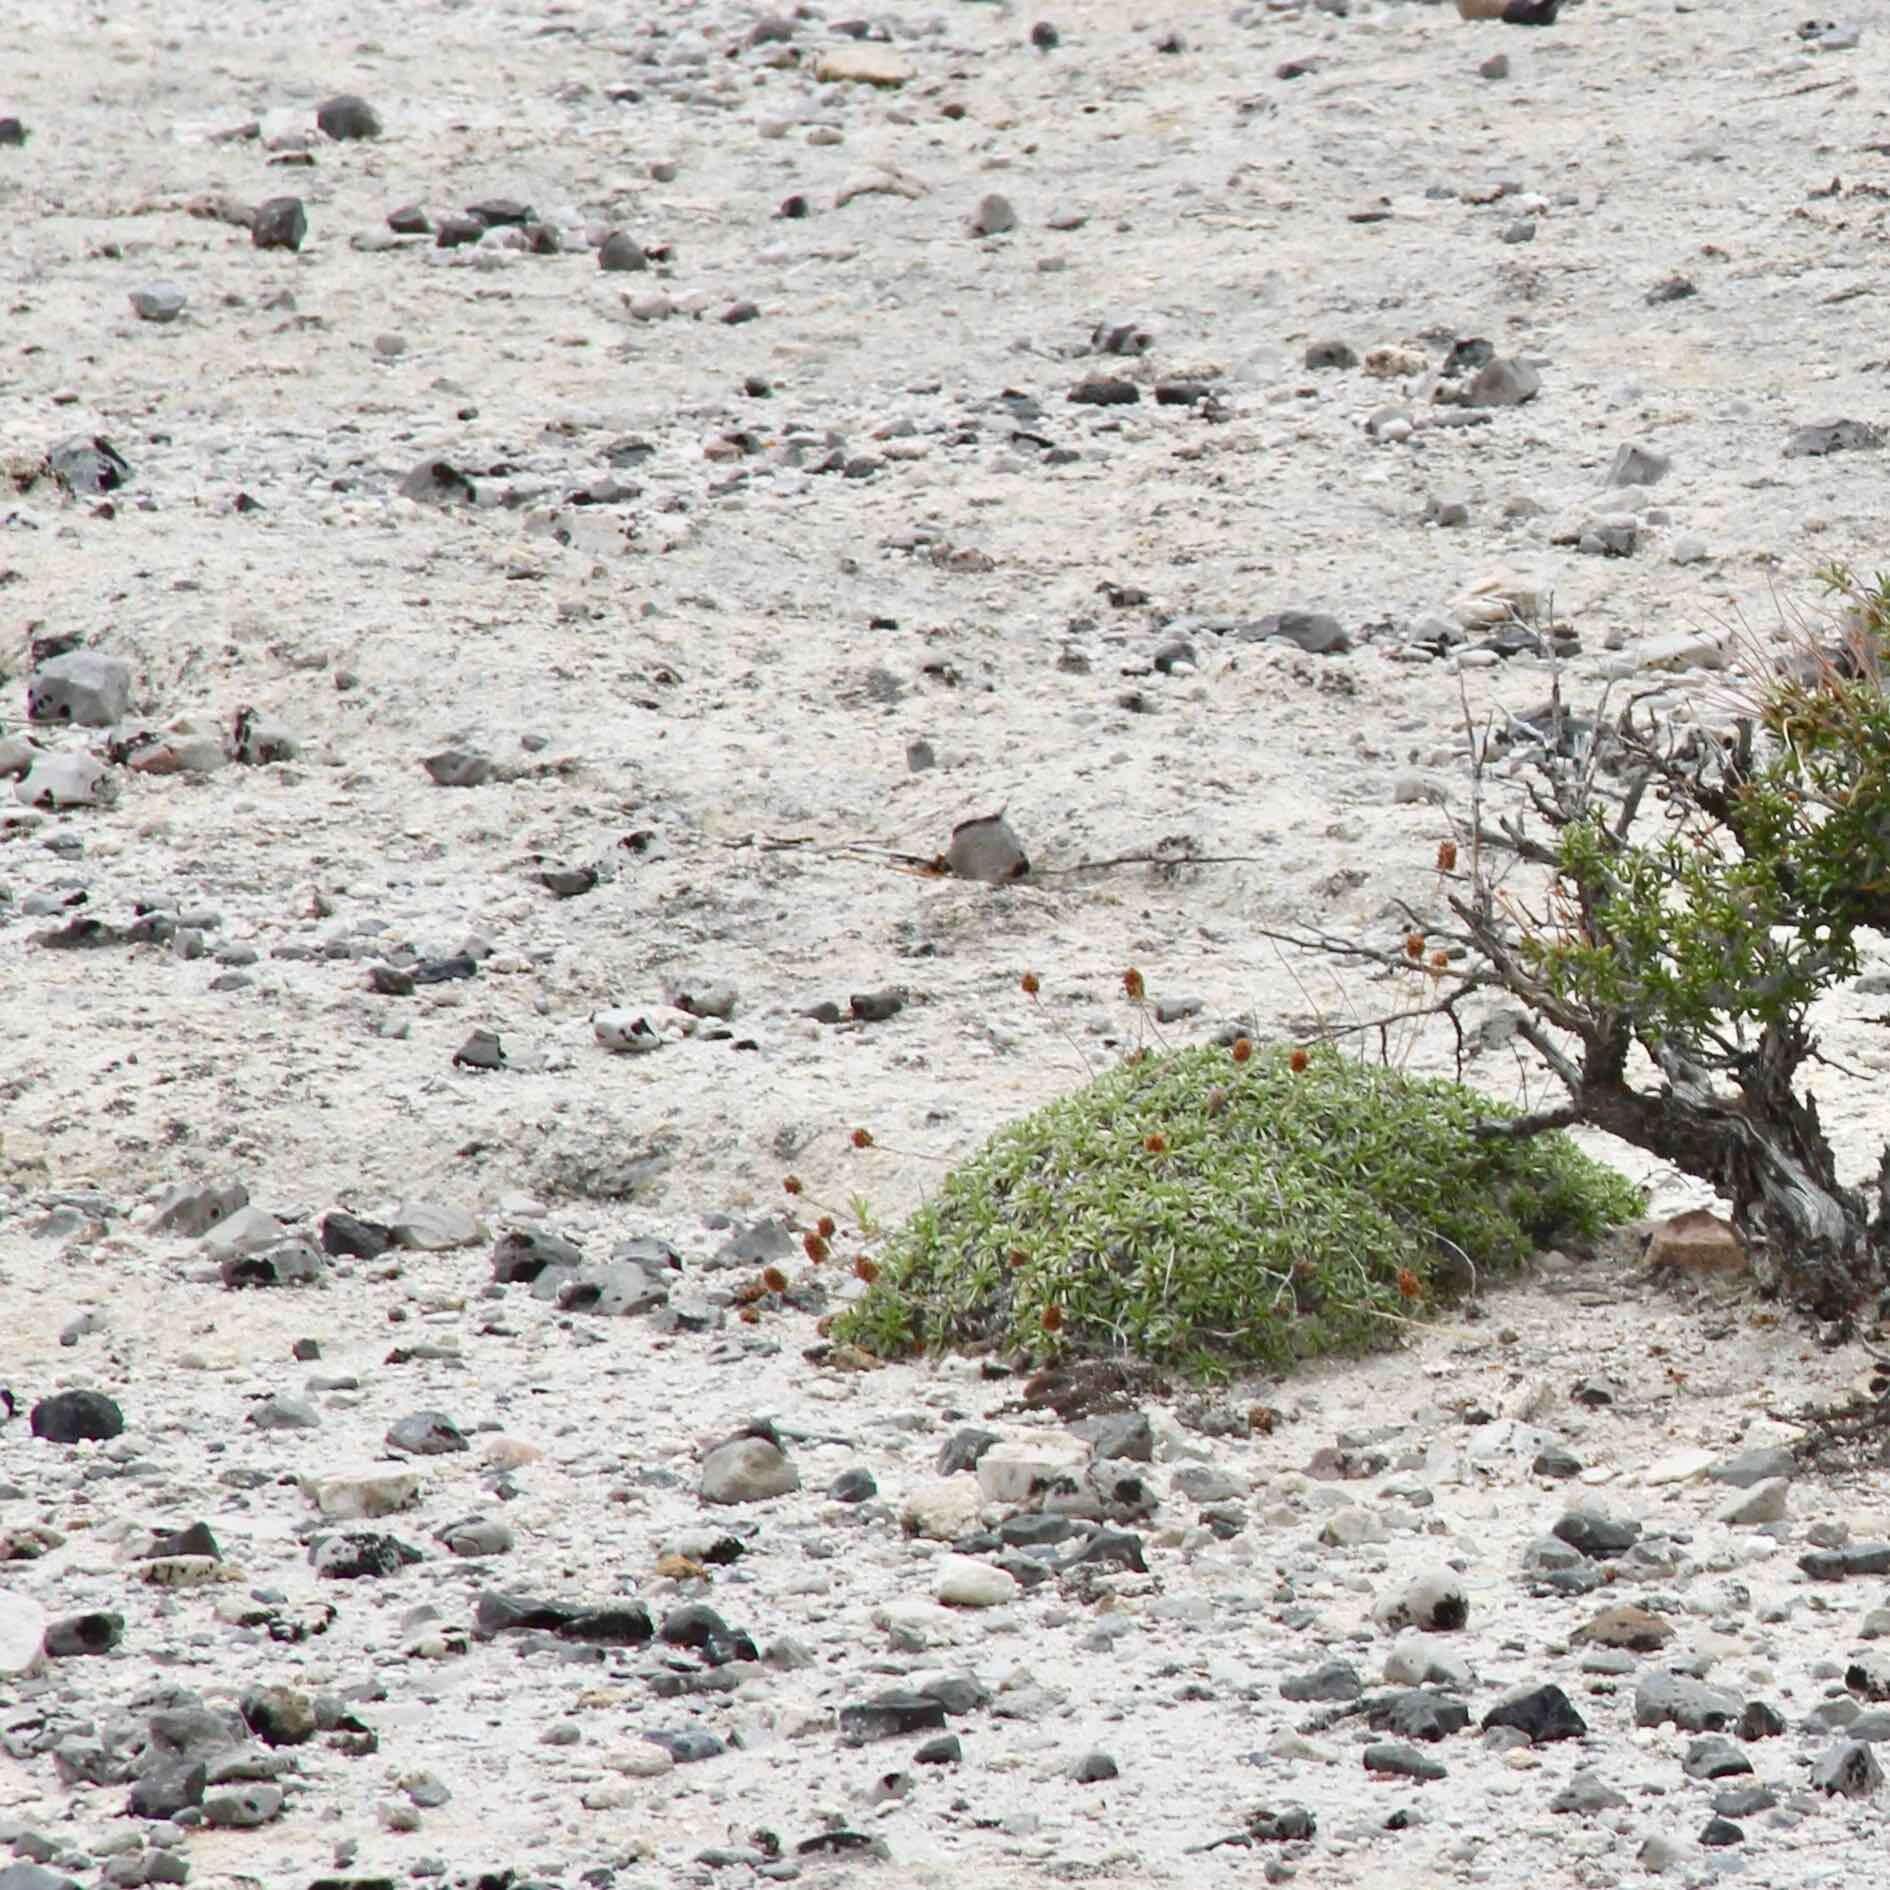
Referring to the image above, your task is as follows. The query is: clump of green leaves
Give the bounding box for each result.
[832,1044,1641,1374]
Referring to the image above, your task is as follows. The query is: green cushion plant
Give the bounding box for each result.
[834,1041,1642,1376]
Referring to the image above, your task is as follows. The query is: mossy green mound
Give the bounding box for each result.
[834,1044,1642,1374]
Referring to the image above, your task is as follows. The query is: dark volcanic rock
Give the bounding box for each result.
[31,1389,124,1443]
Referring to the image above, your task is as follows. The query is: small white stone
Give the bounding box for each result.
[0,1597,47,1678]
[936,1556,1018,1608]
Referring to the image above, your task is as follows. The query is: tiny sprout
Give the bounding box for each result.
[1143,1131,1169,1154]
[737,1305,760,1325]
[1040,1303,1065,1333]
[783,1174,804,1196]
[1122,967,1146,1002]
[1396,1266,1422,1301]
[1288,1047,1310,1073]
[761,1265,789,1294]
[803,1231,830,1264]
[853,1255,879,1284]
[1020,970,1041,996]
[1231,1036,1253,1064]
[817,1215,837,1240]
[850,1127,874,1149]
[1437,838,1458,873]
[1403,932,1426,960]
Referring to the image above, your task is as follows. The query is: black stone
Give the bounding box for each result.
[1553,1511,1641,1558]
[0,117,26,146]
[1068,377,1140,406]
[149,1521,220,1560]
[660,1603,729,1649]
[320,1210,393,1258]
[127,1759,207,1819]
[1698,1818,1744,1848]
[1059,1528,1146,1574]
[913,1733,961,1765]
[1370,1688,1471,1743]
[1481,1684,1586,1744]
[840,1690,948,1744]
[251,197,307,252]
[386,204,431,234]
[30,1388,124,1443]
[829,1467,877,1503]
[316,94,381,140]
[937,1428,1000,1474]
[434,217,487,248]
[43,1610,123,1657]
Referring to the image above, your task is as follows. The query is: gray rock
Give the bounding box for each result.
[1280,1660,1361,1703]
[0,1596,47,1677]
[1720,1477,1788,1526]
[1374,1570,1468,1632]
[129,284,186,323]
[127,1760,207,1820]
[222,1238,323,1288]
[945,811,1029,883]
[1071,1749,1118,1782]
[386,1411,469,1456]
[1550,1769,1628,1814]
[202,1783,284,1827]
[1605,442,1669,487]
[27,650,132,726]
[248,1393,320,1431]
[1554,1509,1641,1558]
[1463,357,1540,407]
[1082,1412,1154,1463]
[1709,1445,1796,1488]
[1304,339,1357,370]
[1171,1462,1242,1504]
[43,1610,122,1657]
[147,1177,249,1238]
[316,93,381,139]
[598,230,647,271]
[43,434,132,495]
[1811,1739,1884,1797]
[970,192,1017,236]
[1363,1742,1447,1780]
[1683,1735,1755,1780]
[390,1201,483,1250]
[1635,1673,1742,1733]
[1786,419,1883,457]
[1260,610,1349,654]
[241,1686,316,1746]
[251,198,307,251]
[436,1516,514,1556]
[701,1436,800,1505]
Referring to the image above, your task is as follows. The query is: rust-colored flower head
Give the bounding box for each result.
[1020,970,1041,996]
[850,1127,874,1149]
[1040,1303,1064,1334]
[817,1215,837,1240]
[1231,1036,1253,1064]
[1429,949,1449,971]
[1009,1248,1029,1270]
[803,1231,830,1264]
[737,1305,760,1325]
[783,1174,804,1196]
[1122,967,1146,1002]
[1403,932,1426,961]
[761,1265,788,1294]
[1396,1266,1422,1300]
[1437,839,1458,874]
[1288,1047,1310,1073]
[814,1314,834,1338]
[1143,1131,1168,1154]
[853,1255,879,1284]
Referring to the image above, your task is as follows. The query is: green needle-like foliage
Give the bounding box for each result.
[833,1044,1641,1375]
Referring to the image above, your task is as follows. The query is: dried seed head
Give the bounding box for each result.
[1122,967,1146,1002]
[853,1255,879,1284]
[817,1215,837,1239]
[1231,1036,1253,1064]
[1204,1085,1229,1116]
[1396,1266,1422,1300]
[1143,1131,1169,1154]
[1437,838,1458,874]
[803,1231,830,1264]
[850,1127,874,1149]
[783,1174,804,1196]
[737,1305,760,1325]
[1020,970,1041,996]
[1288,1047,1310,1073]
[1429,949,1449,970]
[1403,932,1425,961]
[814,1314,834,1338]
[1008,1248,1029,1270]
[734,1280,766,1305]
[761,1265,789,1294]
[1040,1303,1064,1334]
